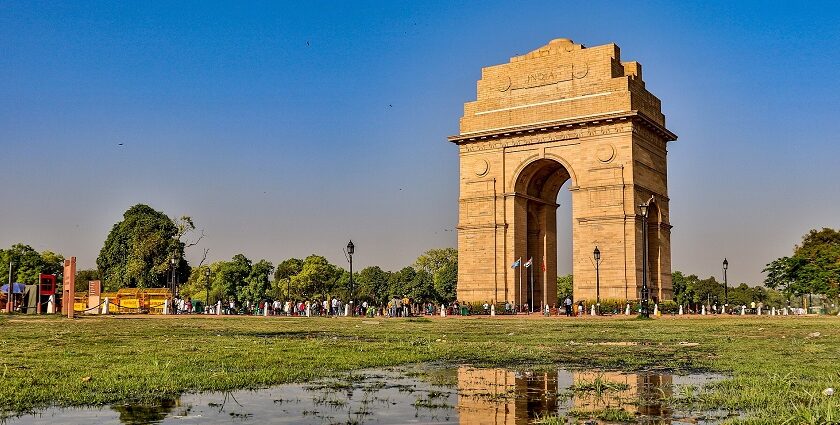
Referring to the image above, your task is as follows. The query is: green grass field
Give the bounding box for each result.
[1,314,837,423]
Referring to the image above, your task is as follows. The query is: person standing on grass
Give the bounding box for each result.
[564,296,573,317]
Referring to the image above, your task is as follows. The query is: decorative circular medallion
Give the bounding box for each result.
[497,75,512,92]
[596,144,616,163]
[474,159,489,176]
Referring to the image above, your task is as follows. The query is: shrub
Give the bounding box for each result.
[659,300,679,314]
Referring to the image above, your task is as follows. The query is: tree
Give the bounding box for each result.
[355,266,391,305]
[75,269,101,292]
[764,228,840,298]
[289,255,341,300]
[0,244,64,286]
[96,204,191,289]
[274,258,303,281]
[180,262,227,305]
[433,260,457,302]
[673,271,699,307]
[271,258,303,299]
[220,254,251,302]
[239,260,274,303]
[556,274,573,303]
[388,267,416,300]
[414,248,457,302]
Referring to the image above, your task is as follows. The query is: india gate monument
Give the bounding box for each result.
[449,38,677,307]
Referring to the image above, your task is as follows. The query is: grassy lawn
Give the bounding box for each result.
[1,314,837,423]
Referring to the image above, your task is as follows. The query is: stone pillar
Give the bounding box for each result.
[784,307,789,316]
[47,295,55,314]
[625,304,631,315]
[102,297,110,314]
[771,307,776,316]
[590,305,596,316]
[216,300,222,315]
[678,305,683,315]
[441,304,446,317]
[741,306,746,315]
[653,304,659,316]
[62,257,76,319]
[490,304,495,316]
[87,280,102,315]
[757,307,762,316]
[263,305,269,317]
[701,305,706,315]
[163,299,170,315]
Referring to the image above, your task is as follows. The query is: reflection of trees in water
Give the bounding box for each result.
[111,398,178,425]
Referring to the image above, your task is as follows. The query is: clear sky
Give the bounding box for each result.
[2,1,839,285]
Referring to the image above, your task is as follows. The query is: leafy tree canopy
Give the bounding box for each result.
[96,204,191,289]
[764,228,840,298]
[414,248,457,302]
[0,244,64,286]
[556,274,573,303]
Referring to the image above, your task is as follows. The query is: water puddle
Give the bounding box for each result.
[7,365,733,424]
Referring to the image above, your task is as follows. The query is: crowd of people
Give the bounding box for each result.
[167,295,829,317]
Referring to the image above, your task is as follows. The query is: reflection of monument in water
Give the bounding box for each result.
[457,367,672,424]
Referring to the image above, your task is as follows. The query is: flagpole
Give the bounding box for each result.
[518,257,522,313]
[529,263,534,313]
[542,257,547,312]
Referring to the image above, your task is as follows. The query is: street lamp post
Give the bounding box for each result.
[6,261,12,314]
[204,267,211,314]
[723,258,729,313]
[347,240,355,316]
[593,246,601,315]
[170,257,179,314]
[639,201,651,318]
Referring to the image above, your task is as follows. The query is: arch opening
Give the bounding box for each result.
[513,158,573,311]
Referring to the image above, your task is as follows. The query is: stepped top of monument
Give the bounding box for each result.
[450,39,676,143]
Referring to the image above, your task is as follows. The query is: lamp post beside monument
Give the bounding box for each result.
[593,246,601,315]
[347,240,355,316]
[639,201,651,319]
[723,258,729,313]
[204,267,211,313]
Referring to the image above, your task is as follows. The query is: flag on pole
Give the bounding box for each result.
[524,257,533,268]
[511,258,521,268]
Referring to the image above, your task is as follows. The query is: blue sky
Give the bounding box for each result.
[2,1,839,285]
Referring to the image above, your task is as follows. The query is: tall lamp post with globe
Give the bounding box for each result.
[346,240,355,316]
[639,200,651,318]
[204,267,211,314]
[593,246,601,315]
[723,258,729,313]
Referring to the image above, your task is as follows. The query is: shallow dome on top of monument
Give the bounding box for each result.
[512,38,583,62]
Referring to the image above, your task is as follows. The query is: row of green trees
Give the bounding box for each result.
[763,228,840,299]
[0,244,65,285]
[176,248,458,306]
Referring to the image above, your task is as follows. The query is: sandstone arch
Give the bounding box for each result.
[449,39,677,307]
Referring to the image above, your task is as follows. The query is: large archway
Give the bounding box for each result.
[450,38,677,306]
[511,158,573,310]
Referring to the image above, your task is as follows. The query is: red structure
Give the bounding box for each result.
[39,274,56,295]
[37,274,56,314]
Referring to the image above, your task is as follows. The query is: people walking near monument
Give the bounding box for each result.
[564,296,573,317]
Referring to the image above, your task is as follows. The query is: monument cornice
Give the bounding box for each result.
[448,110,676,145]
